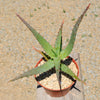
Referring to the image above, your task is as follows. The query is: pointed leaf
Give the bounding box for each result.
[60,4,90,59]
[55,20,64,55]
[16,14,55,58]
[9,59,54,82]
[61,63,86,85]
[54,57,61,90]
[32,46,49,61]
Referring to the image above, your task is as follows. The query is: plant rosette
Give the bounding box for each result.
[34,56,79,97]
[9,4,90,98]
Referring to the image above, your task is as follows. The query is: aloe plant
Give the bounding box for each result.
[10,4,90,89]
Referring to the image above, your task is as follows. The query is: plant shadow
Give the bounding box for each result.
[36,56,73,81]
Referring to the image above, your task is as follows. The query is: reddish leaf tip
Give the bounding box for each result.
[86,3,91,10]
[32,46,38,52]
[16,13,19,17]
[32,46,35,49]
[60,19,64,29]
[62,19,64,25]
[88,3,91,7]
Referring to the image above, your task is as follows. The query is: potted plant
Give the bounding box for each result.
[10,4,90,97]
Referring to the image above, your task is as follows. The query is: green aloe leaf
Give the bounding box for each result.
[61,63,86,85]
[16,14,55,58]
[55,20,64,56]
[54,57,61,90]
[9,59,54,82]
[60,4,90,59]
[32,46,49,61]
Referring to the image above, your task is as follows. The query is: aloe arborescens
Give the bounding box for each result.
[10,4,90,89]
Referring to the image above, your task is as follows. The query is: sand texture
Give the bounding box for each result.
[37,60,78,90]
[0,0,100,100]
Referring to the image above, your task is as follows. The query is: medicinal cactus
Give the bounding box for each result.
[10,4,90,89]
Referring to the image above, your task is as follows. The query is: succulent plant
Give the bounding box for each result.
[10,4,90,89]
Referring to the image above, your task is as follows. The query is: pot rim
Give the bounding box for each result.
[34,56,79,91]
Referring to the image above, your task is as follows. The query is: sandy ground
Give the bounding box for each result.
[0,0,100,100]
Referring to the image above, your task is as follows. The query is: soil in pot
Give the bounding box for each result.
[35,57,78,90]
